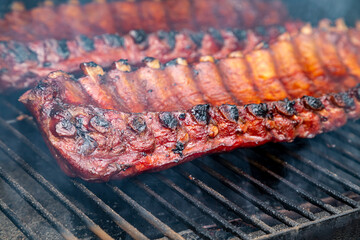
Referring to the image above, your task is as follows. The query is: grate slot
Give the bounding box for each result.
[318,135,360,164]
[194,161,298,227]
[282,147,360,196]
[213,156,317,220]
[0,139,114,240]
[107,183,185,240]
[0,166,77,240]
[133,179,216,240]
[0,115,148,239]
[0,198,38,240]
[176,167,275,234]
[264,152,360,208]
[72,181,149,240]
[156,174,251,240]
[308,146,360,181]
[237,154,341,215]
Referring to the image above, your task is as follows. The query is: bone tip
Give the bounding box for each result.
[176,58,188,66]
[228,51,243,58]
[301,24,313,35]
[356,21,360,30]
[80,62,104,76]
[335,18,348,31]
[43,0,55,7]
[143,57,161,69]
[199,56,215,63]
[115,59,132,72]
[318,19,331,30]
[11,2,25,11]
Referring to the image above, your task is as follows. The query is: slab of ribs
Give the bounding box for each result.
[1,0,359,181]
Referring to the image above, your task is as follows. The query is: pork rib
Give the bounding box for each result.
[19,69,360,181]
[20,21,360,181]
[0,0,287,42]
[0,23,303,91]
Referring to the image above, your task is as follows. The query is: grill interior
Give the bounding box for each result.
[2,91,360,240]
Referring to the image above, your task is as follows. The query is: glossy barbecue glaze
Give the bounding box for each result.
[20,21,360,181]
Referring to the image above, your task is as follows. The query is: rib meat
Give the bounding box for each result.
[20,21,360,181]
[0,0,287,42]
[0,23,303,91]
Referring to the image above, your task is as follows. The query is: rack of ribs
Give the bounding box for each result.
[20,20,360,181]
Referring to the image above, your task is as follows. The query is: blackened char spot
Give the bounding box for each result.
[190,32,204,47]
[275,100,297,117]
[57,39,70,60]
[192,104,210,123]
[158,30,177,50]
[159,112,178,130]
[129,116,147,133]
[118,59,129,65]
[262,42,269,49]
[55,119,76,137]
[355,85,360,100]
[220,104,239,122]
[77,132,98,156]
[179,113,186,120]
[255,26,267,36]
[231,29,247,41]
[276,25,286,34]
[102,34,124,48]
[43,61,51,67]
[165,59,178,67]
[172,142,184,157]
[78,35,94,52]
[82,61,98,68]
[247,103,268,117]
[9,42,38,63]
[130,29,147,44]
[302,96,324,111]
[208,28,224,46]
[331,93,355,108]
[143,56,156,63]
[91,115,109,128]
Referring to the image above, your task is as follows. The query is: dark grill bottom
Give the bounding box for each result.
[2,91,360,240]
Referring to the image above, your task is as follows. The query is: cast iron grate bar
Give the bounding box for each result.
[263,152,360,208]
[215,156,317,220]
[0,198,38,240]
[281,147,360,196]
[0,116,148,239]
[318,134,360,164]
[307,146,360,181]
[71,180,150,240]
[107,183,185,240]
[156,174,252,240]
[175,167,275,234]
[194,161,299,227]
[0,166,78,240]
[236,154,340,215]
[132,179,216,240]
[0,139,114,240]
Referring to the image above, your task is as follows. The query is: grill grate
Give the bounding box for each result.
[2,92,360,240]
